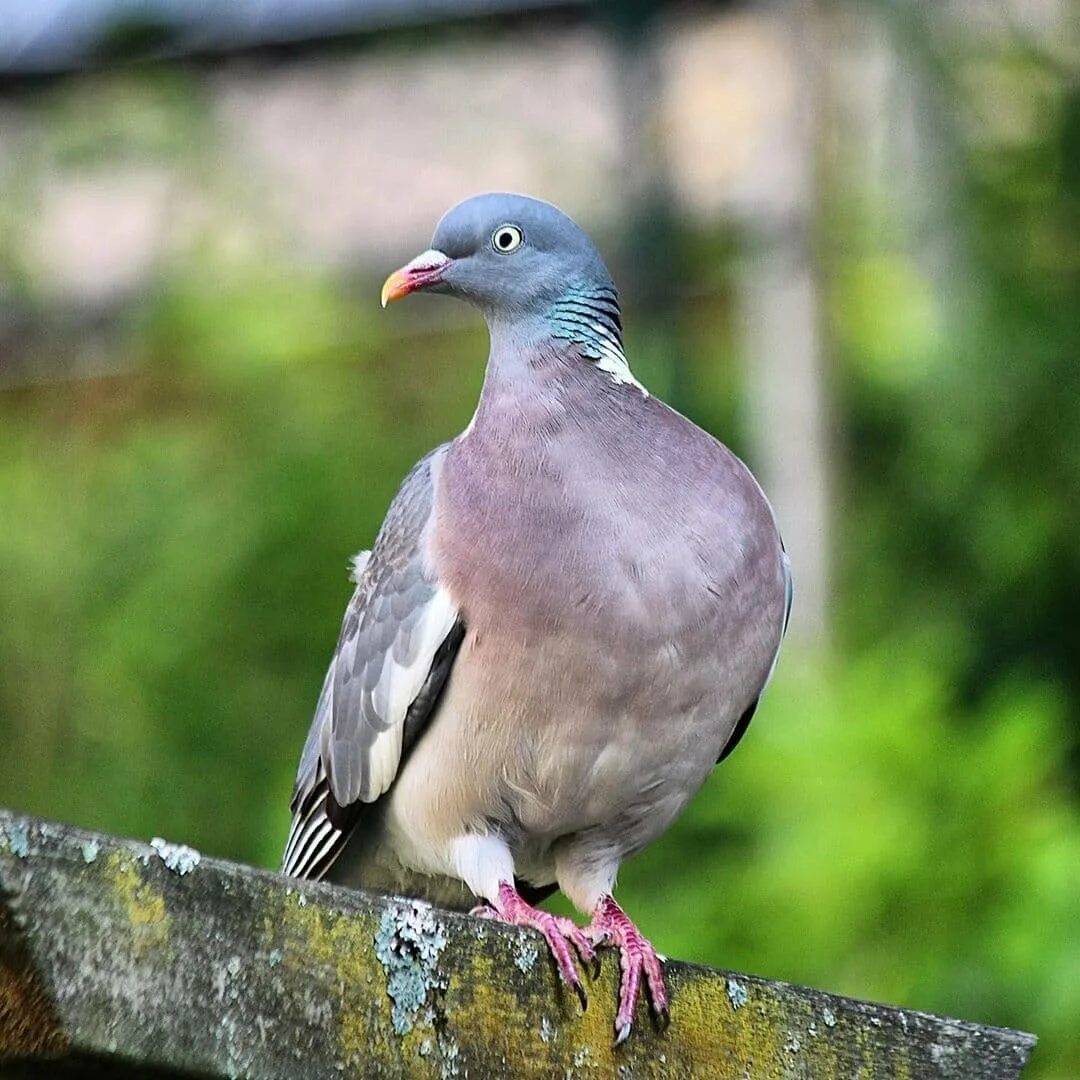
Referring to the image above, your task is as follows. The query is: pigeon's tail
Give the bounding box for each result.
[281,768,347,881]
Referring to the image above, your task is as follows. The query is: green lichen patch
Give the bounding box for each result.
[102,850,171,958]
[265,887,393,1069]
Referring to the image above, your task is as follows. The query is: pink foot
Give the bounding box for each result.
[473,882,595,1008]
[584,895,669,1044]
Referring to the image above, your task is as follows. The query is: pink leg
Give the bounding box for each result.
[584,894,669,1044]
[473,882,595,1008]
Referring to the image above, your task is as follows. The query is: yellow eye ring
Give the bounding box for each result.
[491,224,523,254]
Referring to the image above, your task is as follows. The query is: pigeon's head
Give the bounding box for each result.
[380,193,616,320]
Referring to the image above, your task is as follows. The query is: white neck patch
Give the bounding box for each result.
[589,327,648,395]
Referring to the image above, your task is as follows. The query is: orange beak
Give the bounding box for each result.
[380,249,452,307]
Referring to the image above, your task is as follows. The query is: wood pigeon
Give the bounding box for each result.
[282,193,792,1043]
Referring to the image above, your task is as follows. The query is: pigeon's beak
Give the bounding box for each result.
[380,249,452,307]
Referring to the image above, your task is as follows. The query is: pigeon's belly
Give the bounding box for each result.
[384,587,769,887]
[476,562,764,841]
[386,501,783,885]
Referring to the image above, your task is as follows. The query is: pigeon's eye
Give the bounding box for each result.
[491,225,523,254]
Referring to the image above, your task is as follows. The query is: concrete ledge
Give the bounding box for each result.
[0,809,1035,1078]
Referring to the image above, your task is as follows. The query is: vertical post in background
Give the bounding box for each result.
[603,0,688,411]
[607,0,833,645]
[739,0,832,647]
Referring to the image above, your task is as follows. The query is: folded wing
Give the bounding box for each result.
[281,447,462,880]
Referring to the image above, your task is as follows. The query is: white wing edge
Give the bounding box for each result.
[348,585,459,803]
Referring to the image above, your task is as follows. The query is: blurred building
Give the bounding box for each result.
[1,4,809,293]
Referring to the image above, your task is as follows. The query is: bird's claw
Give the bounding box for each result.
[484,883,591,1011]
[585,894,669,1044]
[556,914,598,978]
[475,888,667,1036]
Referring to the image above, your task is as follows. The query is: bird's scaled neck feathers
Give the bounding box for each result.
[487,285,647,396]
[546,286,646,394]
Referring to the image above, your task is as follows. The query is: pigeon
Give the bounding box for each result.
[282,193,791,1043]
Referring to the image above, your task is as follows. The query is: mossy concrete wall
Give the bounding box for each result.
[0,809,1035,1078]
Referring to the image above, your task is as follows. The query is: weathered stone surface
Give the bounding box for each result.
[0,809,1035,1078]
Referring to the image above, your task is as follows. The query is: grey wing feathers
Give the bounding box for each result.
[716,544,792,765]
[281,449,462,880]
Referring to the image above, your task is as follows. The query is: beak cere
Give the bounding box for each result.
[380,249,452,307]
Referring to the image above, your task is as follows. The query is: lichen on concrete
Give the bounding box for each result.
[212,955,244,1006]
[0,809,1041,1079]
[268,889,379,1062]
[727,976,748,1010]
[373,898,447,1036]
[512,934,539,973]
[572,1044,593,1070]
[150,837,201,875]
[2,822,30,860]
[437,1033,461,1079]
[103,850,171,956]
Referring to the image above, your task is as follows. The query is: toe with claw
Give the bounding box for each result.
[476,882,593,1010]
[585,894,668,1043]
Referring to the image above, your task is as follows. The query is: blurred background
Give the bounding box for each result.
[0,0,1077,1074]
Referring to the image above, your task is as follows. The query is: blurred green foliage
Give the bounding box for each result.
[1,11,1079,1080]
[0,255,486,868]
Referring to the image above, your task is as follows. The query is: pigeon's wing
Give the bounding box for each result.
[281,447,463,880]
[716,544,792,764]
